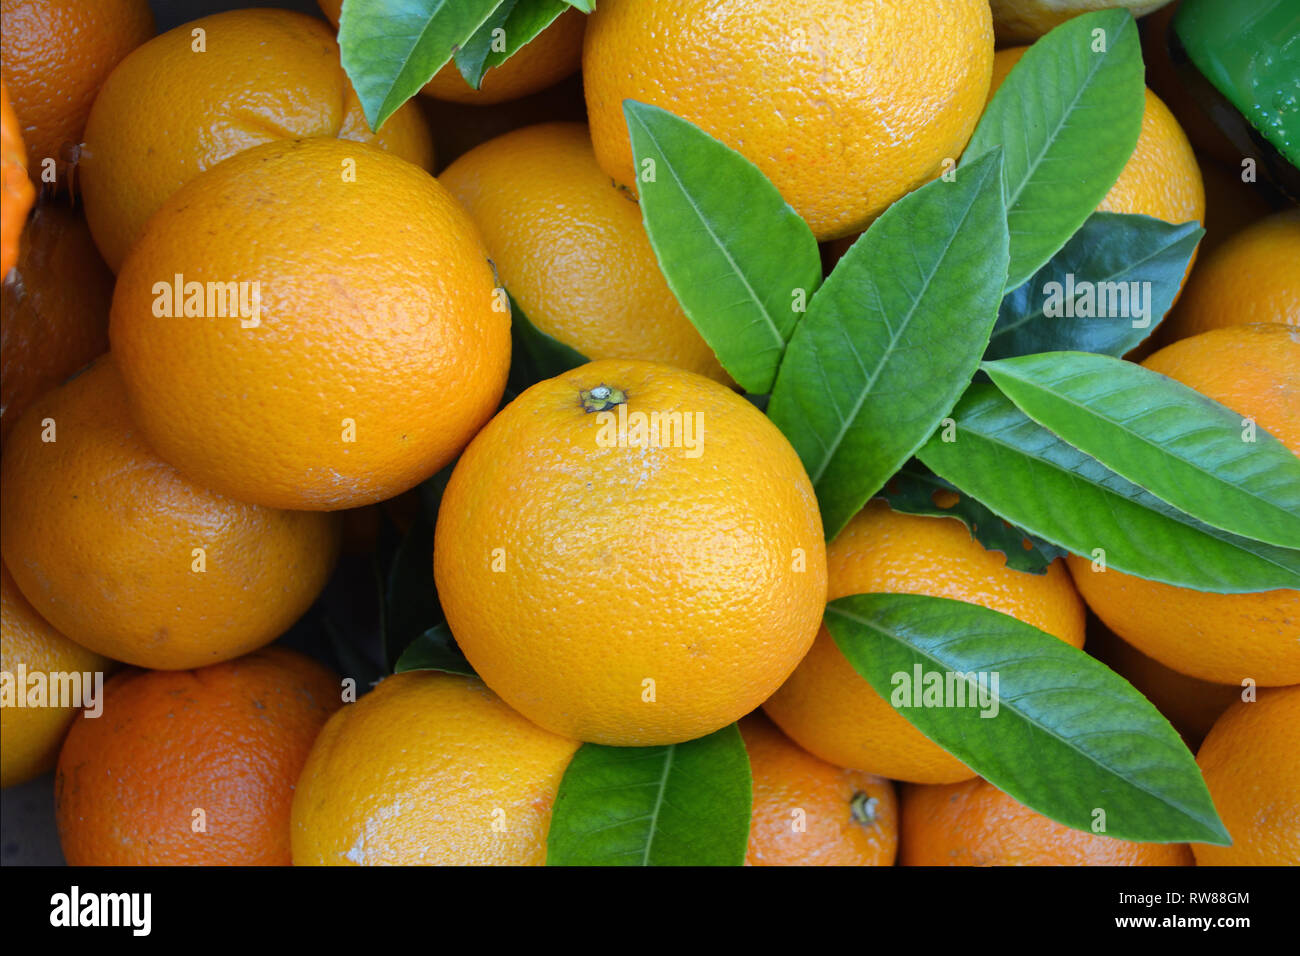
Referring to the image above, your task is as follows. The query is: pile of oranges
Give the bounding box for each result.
[1,0,1296,868]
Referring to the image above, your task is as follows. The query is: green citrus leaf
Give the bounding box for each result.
[546,725,752,866]
[876,462,1067,574]
[964,9,1145,290]
[383,515,440,669]
[339,0,503,130]
[767,150,1008,541]
[393,623,475,675]
[623,101,822,393]
[455,0,571,88]
[916,384,1300,592]
[987,213,1204,359]
[984,351,1300,549]
[825,593,1229,845]
[452,0,517,88]
[562,0,592,11]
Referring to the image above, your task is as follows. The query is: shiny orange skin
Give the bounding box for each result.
[901,777,1195,865]
[1162,210,1300,342]
[440,122,728,381]
[55,646,341,865]
[1193,685,1300,866]
[0,81,33,274]
[1067,325,1300,686]
[0,0,153,188]
[110,137,509,511]
[1087,622,1239,750]
[318,0,584,106]
[292,671,580,865]
[1,563,110,788]
[0,356,340,670]
[740,713,897,866]
[990,48,1205,228]
[583,0,994,241]
[435,360,827,746]
[764,499,1086,784]
[80,8,434,272]
[0,202,112,442]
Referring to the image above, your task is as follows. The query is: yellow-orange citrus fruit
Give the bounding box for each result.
[1,563,110,788]
[318,0,584,106]
[1162,210,1300,341]
[1193,685,1300,865]
[0,81,33,274]
[110,137,509,511]
[1,202,112,442]
[56,646,341,865]
[990,0,1174,44]
[990,48,1204,229]
[435,360,827,746]
[440,122,728,382]
[764,499,1086,783]
[1068,325,1300,686]
[1087,622,1239,749]
[0,356,340,670]
[901,777,1195,865]
[740,713,897,866]
[0,0,153,187]
[292,671,580,865]
[80,8,434,272]
[583,0,994,241]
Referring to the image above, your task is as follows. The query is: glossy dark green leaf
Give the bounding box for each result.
[455,0,571,88]
[916,384,1300,592]
[987,213,1204,359]
[877,462,1067,574]
[453,0,516,87]
[393,623,475,675]
[546,725,752,866]
[624,101,822,393]
[339,0,502,129]
[825,593,1228,845]
[964,9,1145,289]
[985,351,1300,549]
[384,516,440,670]
[767,150,1008,541]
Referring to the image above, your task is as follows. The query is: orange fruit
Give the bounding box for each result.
[439,122,728,382]
[740,713,897,866]
[1161,210,1300,342]
[1,563,110,788]
[1193,685,1300,866]
[990,0,1175,44]
[318,0,584,106]
[79,8,434,272]
[109,136,509,511]
[55,646,341,865]
[0,355,340,670]
[1067,325,1300,686]
[990,48,1205,229]
[582,0,994,241]
[434,359,827,746]
[0,80,33,274]
[763,499,1086,783]
[0,202,112,442]
[1088,622,1239,749]
[900,776,1195,865]
[0,0,153,188]
[292,671,580,865]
